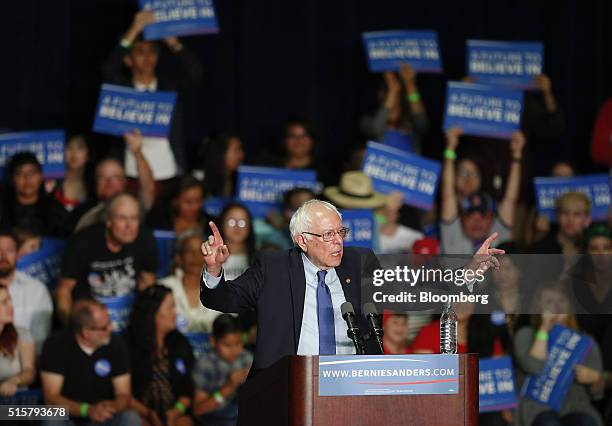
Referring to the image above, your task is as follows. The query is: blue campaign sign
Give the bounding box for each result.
[319,354,459,396]
[467,40,544,89]
[534,174,611,222]
[97,293,137,333]
[362,141,441,211]
[383,129,414,153]
[140,0,219,40]
[523,325,593,411]
[93,84,177,137]
[0,130,65,179]
[340,209,375,249]
[16,238,67,291]
[362,30,442,73]
[184,331,212,359]
[237,166,319,218]
[154,230,177,278]
[479,356,518,412]
[443,82,523,139]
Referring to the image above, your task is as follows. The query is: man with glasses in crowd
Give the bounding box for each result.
[200,199,503,376]
[40,299,140,425]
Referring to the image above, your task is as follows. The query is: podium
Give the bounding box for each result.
[239,354,478,426]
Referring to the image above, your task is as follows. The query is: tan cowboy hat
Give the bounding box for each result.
[324,171,387,209]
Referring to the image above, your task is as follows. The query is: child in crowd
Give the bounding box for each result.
[192,314,253,426]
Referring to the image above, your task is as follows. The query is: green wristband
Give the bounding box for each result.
[443,149,457,161]
[407,92,421,103]
[175,401,186,415]
[535,330,549,341]
[80,403,89,417]
[212,390,225,405]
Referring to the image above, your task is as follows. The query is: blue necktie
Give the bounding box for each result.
[317,270,336,355]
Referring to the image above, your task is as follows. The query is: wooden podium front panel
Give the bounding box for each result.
[311,354,478,426]
[238,354,478,426]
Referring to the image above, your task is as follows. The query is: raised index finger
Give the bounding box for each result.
[479,232,498,252]
[209,221,223,243]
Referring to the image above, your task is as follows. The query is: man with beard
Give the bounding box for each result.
[0,229,52,353]
[40,299,140,424]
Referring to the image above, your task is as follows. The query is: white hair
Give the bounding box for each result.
[289,199,342,243]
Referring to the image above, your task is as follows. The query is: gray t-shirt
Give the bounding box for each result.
[440,217,511,254]
[0,327,33,381]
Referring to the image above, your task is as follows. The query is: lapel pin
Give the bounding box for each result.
[345,278,351,285]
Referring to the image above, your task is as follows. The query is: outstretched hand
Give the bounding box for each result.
[201,221,230,277]
[467,232,505,275]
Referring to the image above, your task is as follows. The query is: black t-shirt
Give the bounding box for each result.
[0,196,71,237]
[40,330,129,404]
[61,223,159,299]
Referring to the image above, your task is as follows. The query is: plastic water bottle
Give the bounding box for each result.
[440,302,458,354]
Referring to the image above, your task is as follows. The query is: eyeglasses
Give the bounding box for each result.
[226,218,247,228]
[457,171,480,178]
[303,227,350,242]
[88,320,112,332]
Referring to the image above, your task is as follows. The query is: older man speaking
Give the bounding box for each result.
[200,200,501,373]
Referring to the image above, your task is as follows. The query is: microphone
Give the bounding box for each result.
[363,303,384,354]
[341,302,366,355]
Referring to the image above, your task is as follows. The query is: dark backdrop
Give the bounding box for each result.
[1,0,610,172]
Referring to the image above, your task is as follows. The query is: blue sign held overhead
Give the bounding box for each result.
[202,196,233,218]
[0,130,65,179]
[443,82,523,140]
[534,174,611,222]
[340,209,375,249]
[237,166,319,218]
[362,141,441,211]
[362,30,442,73]
[479,356,518,413]
[140,0,219,40]
[93,84,177,137]
[319,354,459,396]
[522,325,593,411]
[467,40,544,89]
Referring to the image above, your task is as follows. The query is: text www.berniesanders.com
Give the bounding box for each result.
[322,368,456,379]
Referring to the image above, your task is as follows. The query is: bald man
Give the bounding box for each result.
[56,193,159,324]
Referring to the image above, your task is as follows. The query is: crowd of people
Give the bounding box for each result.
[0,9,611,426]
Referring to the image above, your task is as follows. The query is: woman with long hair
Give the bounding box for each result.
[201,132,244,198]
[218,203,255,280]
[0,285,35,397]
[514,283,604,426]
[360,64,429,154]
[160,231,222,333]
[48,134,94,212]
[126,285,194,426]
[146,175,210,235]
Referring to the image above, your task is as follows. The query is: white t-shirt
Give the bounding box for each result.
[378,225,424,254]
[8,271,53,354]
[159,269,223,333]
[124,79,178,180]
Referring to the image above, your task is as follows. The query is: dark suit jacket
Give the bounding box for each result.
[200,246,382,372]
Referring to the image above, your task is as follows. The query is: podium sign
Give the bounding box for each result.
[319,354,459,396]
